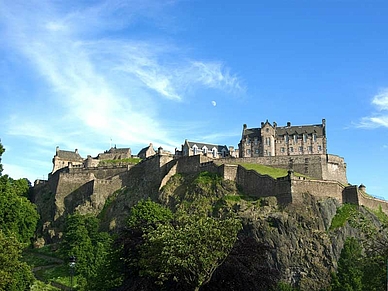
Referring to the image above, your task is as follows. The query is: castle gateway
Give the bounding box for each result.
[239,119,327,157]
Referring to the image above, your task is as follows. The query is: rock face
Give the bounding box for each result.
[33,165,385,290]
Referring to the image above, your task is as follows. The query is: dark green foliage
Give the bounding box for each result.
[115,199,242,291]
[0,176,39,244]
[0,231,34,291]
[331,237,363,291]
[330,204,358,230]
[202,234,280,291]
[0,142,4,175]
[127,198,173,228]
[60,213,113,290]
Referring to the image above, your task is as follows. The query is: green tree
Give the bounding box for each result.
[134,204,241,291]
[0,142,4,175]
[0,142,39,244]
[61,213,112,290]
[124,200,241,290]
[0,175,39,244]
[331,237,363,291]
[0,230,34,291]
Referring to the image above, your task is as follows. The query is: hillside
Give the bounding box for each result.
[93,171,386,290]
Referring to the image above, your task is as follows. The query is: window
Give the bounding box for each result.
[290,147,294,152]
[212,148,217,158]
[281,147,285,153]
[246,149,251,155]
[246,138,250,145]
[193,146,198,155]
[308,146,312,153]
[299,146,303,152]
[318,145,322,152]
[254,138,258,145]
[303,134,307,142]
[284,135,289,143]
[313,134,317,142]
[255,149,259,154]
[203,146,208,154]
[264,150,267,155]
[293,135,297,144]
[266,137,271,146]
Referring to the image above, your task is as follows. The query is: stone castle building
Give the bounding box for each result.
[176,140,231,158]
[33,118,388,243]
[239,119,327,158]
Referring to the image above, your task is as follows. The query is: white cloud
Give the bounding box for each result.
[358,89,388,129]
[0,0,244,177]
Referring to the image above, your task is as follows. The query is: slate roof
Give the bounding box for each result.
[137,144,155,156]
[242,128,261,139]
[242,122,325,138]
[56,150,83,161]
[275,124,324,137]
[187,141,228,152]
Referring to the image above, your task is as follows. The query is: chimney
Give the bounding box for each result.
[287,121,291,127]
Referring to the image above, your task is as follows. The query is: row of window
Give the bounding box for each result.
[245,134,319,146]
[246,145,322,155]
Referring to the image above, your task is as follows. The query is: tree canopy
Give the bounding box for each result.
[119,199,241,291]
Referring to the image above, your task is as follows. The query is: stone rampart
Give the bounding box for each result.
[322,155,347,185]
[236,165,277,198]
[68,165,131,179]
[357,190,388,215]
[218,154,347,184]
[291,178,344,202]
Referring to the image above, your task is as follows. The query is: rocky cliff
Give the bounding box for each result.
[33,165,386,290]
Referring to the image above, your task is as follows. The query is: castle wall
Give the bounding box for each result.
[68,165,131,179]
[357,190,388,215]
[219,154,347,184]
[291,178,344,203]
[321,155,347,184]
[54,171,96,221]
[236,165,277,198]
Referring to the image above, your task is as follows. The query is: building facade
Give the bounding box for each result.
[239,119,327,157]
[177,139,230,159]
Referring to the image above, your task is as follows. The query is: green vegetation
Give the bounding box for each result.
[122,199,242,291]
[30,280,60,291]
[330,204,359,230]
[60,213,113,290]
[370,205,388,224]
[240,163,308,179]
[0,231,34,291]
[98,157,140,166]
[0,141,38,290]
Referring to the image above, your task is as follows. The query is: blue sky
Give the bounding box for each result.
[1,1,388,198]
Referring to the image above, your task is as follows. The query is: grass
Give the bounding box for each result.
[330,204,359,230]
[371,205,388,224]
[240,163,308,179]
[98,157,141,166]
[34,264,80,288]
[30,280,60,291]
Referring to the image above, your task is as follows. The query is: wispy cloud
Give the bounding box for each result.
[0,0,245,176]
[357,89,388,128]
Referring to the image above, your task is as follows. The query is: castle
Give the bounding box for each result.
[32,119,388,242]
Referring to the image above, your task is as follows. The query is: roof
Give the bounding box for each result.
[242,128,261,139]
[186,141,228,152]
[56,150,83,161]
[107,147,131,154]
[137,144,155,156]
[275,124,324,136]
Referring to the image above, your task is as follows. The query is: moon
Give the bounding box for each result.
[211,100,217,107]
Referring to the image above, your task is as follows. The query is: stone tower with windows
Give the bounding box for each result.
[239,119,327,157]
